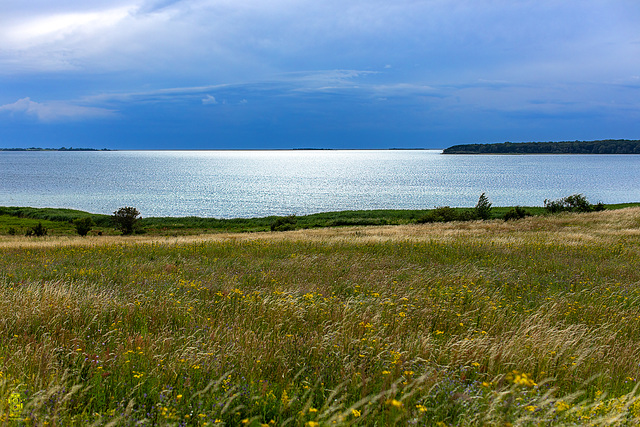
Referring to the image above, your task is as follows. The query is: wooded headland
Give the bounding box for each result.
[443,139,640,154]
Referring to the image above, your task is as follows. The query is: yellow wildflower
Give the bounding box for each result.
[8,392,23,420]
[387,399,403,408]
[511,371,536,387]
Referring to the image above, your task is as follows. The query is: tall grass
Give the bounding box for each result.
[1,208,640,425]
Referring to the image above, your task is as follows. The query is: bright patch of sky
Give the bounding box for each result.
[1,0,639,149]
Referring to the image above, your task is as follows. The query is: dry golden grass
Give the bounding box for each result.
[1,208,640,425]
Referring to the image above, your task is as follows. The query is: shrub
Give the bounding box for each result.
[25,222,47,237]
[503,206,530,221]
[474,193,492,220]
[7,227,17,235]
[457,210,479,221]
[563,194,593,212]
[73,217,94,236]
[271,215,297,231]
[112,207,141,235]
[544,194,601,214]
[417,206,460,223]
[543,198,566,213]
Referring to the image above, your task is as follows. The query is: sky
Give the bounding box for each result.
[1,0,639,149]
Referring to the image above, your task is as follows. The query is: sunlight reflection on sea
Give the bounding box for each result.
[1,150,639,217]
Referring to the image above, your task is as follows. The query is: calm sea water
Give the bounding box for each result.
[1,150,639,218]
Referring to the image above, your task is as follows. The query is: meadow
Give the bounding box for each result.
[1,208,640,425]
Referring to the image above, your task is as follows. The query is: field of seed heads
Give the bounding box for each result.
[1,208,640,426]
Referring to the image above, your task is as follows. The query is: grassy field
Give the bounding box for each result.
[1,203,638,236]
[1,208,640,425]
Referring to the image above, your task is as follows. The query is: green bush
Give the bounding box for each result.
[271,215,297,231]
[112,207,141,235]
[503,206,530,221]
[417,194,493,224]
[25,222,47,237]
[457,210,479,221]
[7,227,17,235]
[564,194,593,212]
[73,217,94,236]
[417,206,460,223]
[544,194,602,214]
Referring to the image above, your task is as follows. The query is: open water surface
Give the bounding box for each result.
[1,150,639,218]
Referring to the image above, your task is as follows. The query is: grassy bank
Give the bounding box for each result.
[1,208,640,425]
[4,203,639,236]
[0,206,511,236]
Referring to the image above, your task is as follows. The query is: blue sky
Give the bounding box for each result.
[1,0,639,149]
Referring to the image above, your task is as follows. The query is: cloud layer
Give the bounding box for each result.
[0,97,116,122]
[1,0,639,147]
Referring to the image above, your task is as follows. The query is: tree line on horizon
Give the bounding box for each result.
[443,139,640,154]
[0,147,110,151]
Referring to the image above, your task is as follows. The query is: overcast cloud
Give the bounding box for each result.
[1,0,639,148]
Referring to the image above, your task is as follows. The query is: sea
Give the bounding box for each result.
[1,150,639,218]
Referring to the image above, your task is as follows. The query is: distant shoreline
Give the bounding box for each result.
[3,139,640,153]
[0,147,435,152]
[443,139,640,154]
[0,147,111,152]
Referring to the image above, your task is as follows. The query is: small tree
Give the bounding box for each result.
[112,207,141,235]
[73,217,94,236]
[475,193,492,220]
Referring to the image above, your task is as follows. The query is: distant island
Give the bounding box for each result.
[443,139,640,154]
[0,147,111,151]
